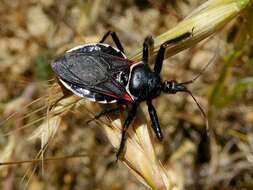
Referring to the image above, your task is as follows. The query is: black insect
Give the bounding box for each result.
[51,31,209,159]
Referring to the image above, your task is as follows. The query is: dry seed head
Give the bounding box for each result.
[102,111,183,190]
[29,95,80,151]
[0,136,16,173]
[29,116,61,148]
[131,0,250,61]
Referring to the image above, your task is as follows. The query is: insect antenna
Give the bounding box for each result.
[178,41,220,136]
[184,89,210,136]
[179,45,219,86]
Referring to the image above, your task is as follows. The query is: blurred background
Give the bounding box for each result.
[0,0,253,189]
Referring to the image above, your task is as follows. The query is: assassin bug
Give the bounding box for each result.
[51,30,210,159]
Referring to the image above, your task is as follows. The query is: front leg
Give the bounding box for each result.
[154,31,193,74]
[86,107,120,124]
[142,36,154,65]
[116,102,138,160]
[147,100,163,140]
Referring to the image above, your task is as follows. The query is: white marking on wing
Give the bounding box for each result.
[66,43,127,58]
[59,79,117,104]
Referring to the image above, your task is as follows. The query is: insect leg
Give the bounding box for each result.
[154,44,166,73]
[100,31,125,53]
[116,103,138,160]
[154,31,193,73]
[147,100,163,140]
[86,107,120,124]
[142,36,154,64]
[163,31,193,46]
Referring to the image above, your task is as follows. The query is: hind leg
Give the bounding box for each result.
[86,107,120,124]
[100,31,125,53]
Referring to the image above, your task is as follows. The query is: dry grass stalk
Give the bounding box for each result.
[102,112,184,190]
[131,0,250,61]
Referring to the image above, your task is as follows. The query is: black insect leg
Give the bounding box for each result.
[86,107,120,124]
[154,31,193,73]
[116,103,138,160]
[154,44,166,74]
[100,31,125,53]
[147,100,163,140]
[142,36,154,64]
[164,31,193,46]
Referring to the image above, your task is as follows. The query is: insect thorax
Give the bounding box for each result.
[129,64,162,101]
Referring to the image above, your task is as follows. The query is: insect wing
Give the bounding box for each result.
[51,45,133,102]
